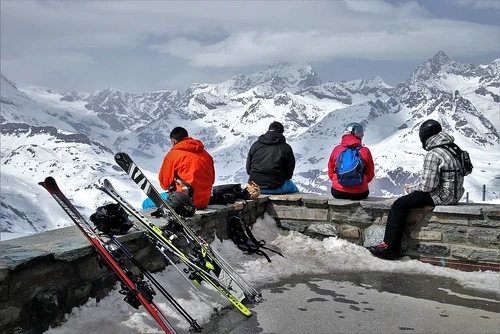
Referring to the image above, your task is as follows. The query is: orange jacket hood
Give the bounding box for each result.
[172,137,206,153]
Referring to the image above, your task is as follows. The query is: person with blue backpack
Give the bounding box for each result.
[327,122,375,200]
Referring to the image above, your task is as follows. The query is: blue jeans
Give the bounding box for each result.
[142,192,168,209]
[260,180,299,195]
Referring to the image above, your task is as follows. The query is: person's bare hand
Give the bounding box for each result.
[403,184,409,194]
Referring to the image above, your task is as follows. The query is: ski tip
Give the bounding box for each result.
[40,176,56,186]
[95,178,108,189]
[39,176,57,191]
[114,152,128,160]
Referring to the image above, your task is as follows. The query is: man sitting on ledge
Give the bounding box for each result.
[368,119,470,260]
[246,121,299,194]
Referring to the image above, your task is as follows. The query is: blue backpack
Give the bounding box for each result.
[335,146,365,186]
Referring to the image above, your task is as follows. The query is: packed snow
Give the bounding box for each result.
[44,214,500,334]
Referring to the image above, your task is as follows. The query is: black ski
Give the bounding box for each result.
[114,152,262,303]
[39,177,177,334]
[98,178,252,316]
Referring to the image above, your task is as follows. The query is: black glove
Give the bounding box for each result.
[151,208,163,218]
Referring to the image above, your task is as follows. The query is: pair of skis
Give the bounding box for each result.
[39,177,183,334]
[98,178,252,317]
[113,152,262,304]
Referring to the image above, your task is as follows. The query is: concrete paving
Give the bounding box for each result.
[196,272,500,334]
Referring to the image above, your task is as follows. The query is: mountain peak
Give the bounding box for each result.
[102,87,121,94]
[406,51,456,84]
[263,62,319,82]
[430,51,451,66]
[265,61,312,71]
[487,58,500,71]
[233,61,322,92]
[340,76,392,95]
[366,76,391,87]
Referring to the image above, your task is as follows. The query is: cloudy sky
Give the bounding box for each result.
[1,0,499,94]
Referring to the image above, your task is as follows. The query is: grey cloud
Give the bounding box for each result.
[454,0,500,10]
[148,38,202,60]
[145,1,498,67]
[1,0,499,93]
[344,0,429,16]
[1,52,95,85]
[155,21,499,67]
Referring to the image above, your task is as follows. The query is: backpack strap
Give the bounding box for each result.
[236,242,273,262]
[433,143,462,202]
[240,218,284,259]
[434,144,461,173]
[227,215,284,262]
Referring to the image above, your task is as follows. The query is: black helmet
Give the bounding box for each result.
[167,192,196,217]
[419,119,442,148]
[90,203,133,235]
[344,122,364,139]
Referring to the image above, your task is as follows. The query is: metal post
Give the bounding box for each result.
[482,185,486,202]
[466,192,469,203]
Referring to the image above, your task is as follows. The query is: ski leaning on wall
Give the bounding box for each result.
[86,198,202,331]
[39,176,178,334]
[114,152,263,303]
[98,178,252,317]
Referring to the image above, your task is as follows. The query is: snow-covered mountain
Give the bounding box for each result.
[1,51,499,240]
[84,87,181,131]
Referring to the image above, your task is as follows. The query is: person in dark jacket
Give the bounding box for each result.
[327,122,375,200]
[246,121,299,194]
[368,119,467,260]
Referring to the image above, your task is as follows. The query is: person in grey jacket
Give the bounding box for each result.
[368,119,466,260]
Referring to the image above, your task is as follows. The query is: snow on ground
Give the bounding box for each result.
[45,213,500,334]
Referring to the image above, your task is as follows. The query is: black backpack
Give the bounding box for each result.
[438,143,473,176]
[90,203,134,235]
[210,184,249,205]
[227,215,283,262]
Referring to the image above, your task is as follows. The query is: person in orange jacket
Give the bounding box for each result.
[327,122,375,200]
[158,126,215,209]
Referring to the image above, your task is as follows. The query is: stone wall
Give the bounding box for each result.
[1,194,498,333]
[267,194,500,265]
[0,200,267,334]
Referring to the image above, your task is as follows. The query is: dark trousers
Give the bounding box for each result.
[331,187,369,200]
[384,191,434,250]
